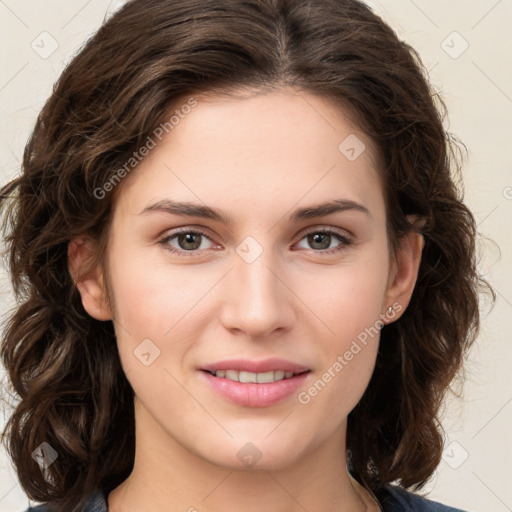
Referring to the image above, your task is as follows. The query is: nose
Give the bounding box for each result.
[219,244,295,339]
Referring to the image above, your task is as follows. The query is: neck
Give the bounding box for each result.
[107,398,371,512]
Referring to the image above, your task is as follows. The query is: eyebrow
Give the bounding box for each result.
[139,198,371,223]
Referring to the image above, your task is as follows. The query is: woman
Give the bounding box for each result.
[0,0,494,511]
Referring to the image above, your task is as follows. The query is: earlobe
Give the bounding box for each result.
[383,225,425,324]
[68,237,112,321]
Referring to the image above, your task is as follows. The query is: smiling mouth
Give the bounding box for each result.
[202,369,310,383]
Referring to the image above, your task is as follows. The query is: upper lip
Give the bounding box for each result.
[200,358,310,374]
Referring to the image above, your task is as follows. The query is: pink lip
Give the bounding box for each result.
[200,358,310,374]
[199,370,311,407]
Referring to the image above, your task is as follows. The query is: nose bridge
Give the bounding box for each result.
[220,234,292,336]
[236,234,282,306]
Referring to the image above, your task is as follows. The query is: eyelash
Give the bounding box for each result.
[158,227,353,257]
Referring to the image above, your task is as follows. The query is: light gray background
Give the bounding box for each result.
[0,1,511,511]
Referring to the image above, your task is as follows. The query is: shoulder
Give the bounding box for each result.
[20,488,108,512]
[21,503,51,512]
[378,484,470,512]
[20,485,471,512]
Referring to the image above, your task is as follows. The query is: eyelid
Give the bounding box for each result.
[295,224,353,241]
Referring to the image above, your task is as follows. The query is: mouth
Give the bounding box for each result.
[198,367,312,407]
[201,368,311,383]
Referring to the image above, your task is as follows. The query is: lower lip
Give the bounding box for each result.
[199,370,310,407]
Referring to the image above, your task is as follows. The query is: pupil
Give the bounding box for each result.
[180,233,201,250]
[310,233,330,250]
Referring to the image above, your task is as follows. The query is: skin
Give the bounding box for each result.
[68,87,424,512]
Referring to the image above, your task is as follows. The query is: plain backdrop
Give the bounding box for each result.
[0,1,511,511]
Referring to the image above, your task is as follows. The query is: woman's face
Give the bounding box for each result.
[76,87,420,471]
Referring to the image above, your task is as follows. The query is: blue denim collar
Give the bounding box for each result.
[29,484,468,512]
[82,488,108,512]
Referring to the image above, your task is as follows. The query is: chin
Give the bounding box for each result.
[197,438,306,472]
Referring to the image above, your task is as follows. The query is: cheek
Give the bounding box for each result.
[295,248,388,399]
[297,249,389,343]
[317,275,383,379]
[295,272,384,425]
[108,246,215,339]
[107,255,209,395]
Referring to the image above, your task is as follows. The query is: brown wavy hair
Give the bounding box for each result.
[0,0,495,510]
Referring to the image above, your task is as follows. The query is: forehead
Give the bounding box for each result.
[112,87,384,222]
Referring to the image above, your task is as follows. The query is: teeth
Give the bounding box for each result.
[211,369,297,383]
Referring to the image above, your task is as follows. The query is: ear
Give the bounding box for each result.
[382,215,425,324]
[68,236,112,321]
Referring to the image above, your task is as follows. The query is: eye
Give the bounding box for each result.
[295,228,353,255]
[159,228,215,256]
[158,226,353,257]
